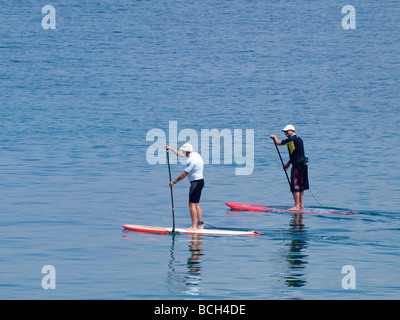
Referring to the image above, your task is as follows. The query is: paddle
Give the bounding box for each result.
[166,149,176,233]
[273,140,291,188]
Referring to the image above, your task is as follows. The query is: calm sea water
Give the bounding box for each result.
[0,0,399,300]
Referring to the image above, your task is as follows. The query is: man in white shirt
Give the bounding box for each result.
[166,143,205,230]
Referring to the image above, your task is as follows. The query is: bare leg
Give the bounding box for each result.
[288,192,301,211]
[187,202,203,230]
[299,191,304,209]
[195,203,203,229]
[187,202,197,230]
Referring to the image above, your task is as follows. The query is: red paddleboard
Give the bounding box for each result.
[122,224,261,236]
[225,202,355,215]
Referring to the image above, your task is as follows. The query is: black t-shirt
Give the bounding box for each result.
[281,134,305,164]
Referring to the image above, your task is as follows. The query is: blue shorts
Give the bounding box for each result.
[189,179,204,203]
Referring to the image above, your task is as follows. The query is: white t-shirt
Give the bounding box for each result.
[184,152,204,182]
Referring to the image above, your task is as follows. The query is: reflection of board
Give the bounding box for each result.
[122,224,261,236]
[225,202,355,215]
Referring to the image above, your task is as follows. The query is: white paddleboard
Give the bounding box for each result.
[122,224,261,236]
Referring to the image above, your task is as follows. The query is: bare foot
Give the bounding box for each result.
[186,226,197,231]
[288,206,301,211]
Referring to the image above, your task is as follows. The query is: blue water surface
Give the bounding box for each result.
[0,0,399,299]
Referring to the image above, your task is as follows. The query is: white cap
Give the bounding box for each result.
[282,124,295,132]
[180,143,194,153]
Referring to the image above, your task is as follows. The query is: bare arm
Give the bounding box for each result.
[165,145,185,157]
[270,135,283,145]
[169,171,188,187]
[270,135,290,169]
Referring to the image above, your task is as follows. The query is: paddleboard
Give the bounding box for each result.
[225,202,355,215]
[122,224,261,236]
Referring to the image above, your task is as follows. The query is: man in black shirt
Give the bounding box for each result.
[270,125,309,211]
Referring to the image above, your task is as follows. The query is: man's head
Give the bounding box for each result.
[282,124,295,137]
[180,143,194,157]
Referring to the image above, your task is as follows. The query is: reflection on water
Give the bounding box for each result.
[283,213,308,288]
[185,234,204,295]
[167,234,204,296]
[167,214,309,297]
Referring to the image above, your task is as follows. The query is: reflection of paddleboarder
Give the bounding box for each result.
[187,234,203,276]
[270,125,309,211]
[165,143,205,231]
